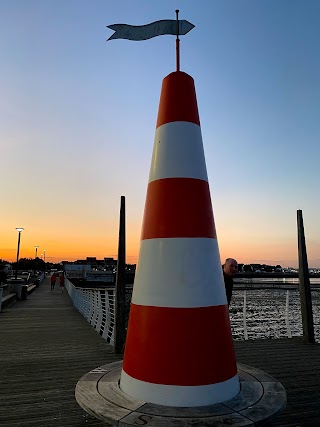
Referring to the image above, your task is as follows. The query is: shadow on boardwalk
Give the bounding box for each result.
[1,277,320,426]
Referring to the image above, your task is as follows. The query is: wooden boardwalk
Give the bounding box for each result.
[0,277,319,426]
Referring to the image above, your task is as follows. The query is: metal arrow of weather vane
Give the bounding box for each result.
[106,10,195,71]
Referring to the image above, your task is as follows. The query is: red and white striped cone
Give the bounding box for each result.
[120,71,240,407]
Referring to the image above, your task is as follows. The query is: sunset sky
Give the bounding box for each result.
[1,0,320,267]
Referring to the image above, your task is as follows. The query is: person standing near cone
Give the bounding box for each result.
[223,258,238,306]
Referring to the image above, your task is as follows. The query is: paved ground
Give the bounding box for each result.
[0,277,320,426]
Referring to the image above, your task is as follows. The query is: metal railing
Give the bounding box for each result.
[65,278,115,345]
[64,278,320,345]
[230,288,320,341]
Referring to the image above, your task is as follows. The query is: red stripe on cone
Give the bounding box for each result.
[141,178,216,240]
[156,72,200,128]
[123,304,237,386]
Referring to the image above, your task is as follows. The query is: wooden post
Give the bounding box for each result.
[114,196,126,354]
[297,209,315,343]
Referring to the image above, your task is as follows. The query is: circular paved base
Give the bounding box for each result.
[75,361,286,426]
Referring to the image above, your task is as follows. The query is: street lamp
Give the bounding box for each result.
[40,254,43,260]
[34,245,39,258]
[43,249,46,263]
[15,227,24,279]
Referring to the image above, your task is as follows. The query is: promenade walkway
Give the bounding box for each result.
[0,277,320,426]
[0,277,120,427]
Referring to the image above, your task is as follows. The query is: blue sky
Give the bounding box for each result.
[1,0,320,266]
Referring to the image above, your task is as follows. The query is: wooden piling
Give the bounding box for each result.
[297,209,315,343]
[114,196,126,354]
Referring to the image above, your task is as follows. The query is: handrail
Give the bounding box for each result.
[64,280,319,344]
[65,278,115,345]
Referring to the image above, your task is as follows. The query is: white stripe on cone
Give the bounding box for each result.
[132,238,227,307]
[120,370,240,407]
[149,122,208,182]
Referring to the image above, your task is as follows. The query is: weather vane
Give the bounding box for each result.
[107,10,195,71]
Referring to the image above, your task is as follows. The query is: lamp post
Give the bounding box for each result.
[34,245,39,258]
[43,249,47,275]
[15,227,24,279]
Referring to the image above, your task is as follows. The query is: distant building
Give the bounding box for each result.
[237,263,283,273]
[68,257,118,271]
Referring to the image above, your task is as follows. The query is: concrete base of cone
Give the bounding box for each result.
[76,361,286,426]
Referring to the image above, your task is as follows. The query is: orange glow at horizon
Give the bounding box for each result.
[0,221,141,265]
[1,228,304,268]
[0,200,315,269]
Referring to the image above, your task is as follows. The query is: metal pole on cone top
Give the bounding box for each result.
[175,9,180,71]
[119,71,240,407]
[114,196,126,354]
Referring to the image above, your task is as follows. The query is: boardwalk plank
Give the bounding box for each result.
[234,340,320,426]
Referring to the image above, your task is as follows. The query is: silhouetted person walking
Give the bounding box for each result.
[59,273,65,293]
[50,272,57,291]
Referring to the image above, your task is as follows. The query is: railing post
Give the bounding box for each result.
[297,209,315,343]
[114,196,126,354]
[285,290,292,338]
[0,286,3,313]
[243,290,248,340]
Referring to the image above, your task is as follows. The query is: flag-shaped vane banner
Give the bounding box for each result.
[107,19,195,41]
